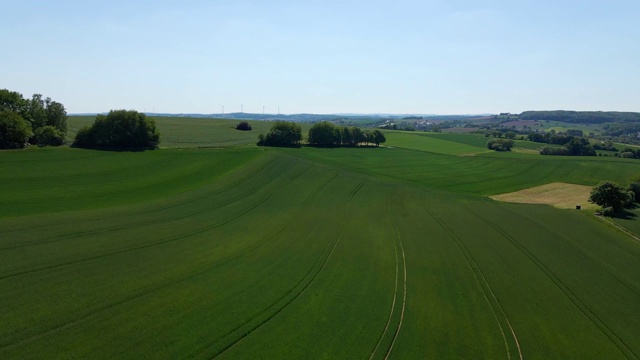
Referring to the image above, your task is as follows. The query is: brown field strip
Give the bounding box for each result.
[490,182,597,209]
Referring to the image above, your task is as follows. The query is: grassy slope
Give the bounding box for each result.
[1,128,640,358]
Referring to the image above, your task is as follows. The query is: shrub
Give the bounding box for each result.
[628,182,640,203]
[0,110,32,149]
[33,125,65,146]
[73,110,160,149]
[487,138,514,151]
[236,121,252,131]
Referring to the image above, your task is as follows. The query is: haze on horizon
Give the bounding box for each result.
[1,0,639,115]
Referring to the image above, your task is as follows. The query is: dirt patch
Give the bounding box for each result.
[491,182,596,209]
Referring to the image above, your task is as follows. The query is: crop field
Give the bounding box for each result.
[2,123,640,359]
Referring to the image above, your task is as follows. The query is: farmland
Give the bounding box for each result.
[2,119,640,359]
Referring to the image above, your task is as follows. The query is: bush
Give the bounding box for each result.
[32,125,65,146]
[487,138,514,151]
[602,206,615,217]
[0,110,32,149]
[236,121,252,131]
[73,110,160,149]
[628,182,640,203]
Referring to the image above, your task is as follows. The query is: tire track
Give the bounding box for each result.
[1,171,342,349]
[428,208,521,360]
[198,180,366,359]
[385,226,407,360]
[507,208,640,297]
[469,208,636,360]
[0,194,273,281]
[370,188,407,360]
[370,236,399,360]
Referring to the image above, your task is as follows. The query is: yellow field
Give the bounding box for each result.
[490,182,597,209]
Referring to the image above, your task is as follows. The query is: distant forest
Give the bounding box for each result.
[519,111,640,124]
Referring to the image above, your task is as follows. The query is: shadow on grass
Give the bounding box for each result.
[615,208,639,220]
[70,145,156,152]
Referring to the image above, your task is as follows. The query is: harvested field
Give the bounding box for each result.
[491,182,597,209]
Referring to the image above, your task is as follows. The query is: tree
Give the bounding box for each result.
[0,89,68,148]
[25,94,47,130]
[628,182,640,203]
[589,181,633,215]
[308,121,340,146]
[487,138,514,151]
[372,130,386,147]
[257,121,302,147]
[236,121,252,131]
[342,126,355,147]
[0,111,32,149]
[352,127,364,145]
[0,89,26,113]
[44,99,67,135]
[73,110,160,149]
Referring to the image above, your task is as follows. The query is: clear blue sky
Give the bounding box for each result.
[1,0,639,114]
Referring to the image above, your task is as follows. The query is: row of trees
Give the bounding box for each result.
[73,110,160,149]
[256,121,387,147]
[540,137,596,156]
[308,121,386,147]
[257,121,303,147]
[520,110,640,124]
[0,89,67,148]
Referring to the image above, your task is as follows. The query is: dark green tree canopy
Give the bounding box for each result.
[589,181,633,214]
[0,111,32,149]
[0,89,68,147]
[73,110,160,149]
[236,121,252,131]
[308,121,341,146]
[487,138,514,151]
[257,121,302,147]
[306,122,386,147]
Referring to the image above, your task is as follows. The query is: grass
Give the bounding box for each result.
[2,125,640,359]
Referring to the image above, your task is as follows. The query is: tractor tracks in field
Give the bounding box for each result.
[467,207,637,360]
[0,193,273,282]
[199,180,366,359]
[427,207,522,360]
[511,209,640,298]
[1,171,343,351]
[370,189,407,360]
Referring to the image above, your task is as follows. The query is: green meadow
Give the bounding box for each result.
[2,117,640,359]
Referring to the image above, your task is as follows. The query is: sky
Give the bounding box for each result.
[1,0,639,115]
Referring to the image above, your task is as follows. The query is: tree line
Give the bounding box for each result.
[520,110,640,124]
[526,131,596,156]
[0,89,67,148]
[308,121,385,147]
[256,121,386,147]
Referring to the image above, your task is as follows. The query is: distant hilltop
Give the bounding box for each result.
[70,112,494,122]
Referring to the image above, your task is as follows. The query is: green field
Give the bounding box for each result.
[2,121,640,359]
